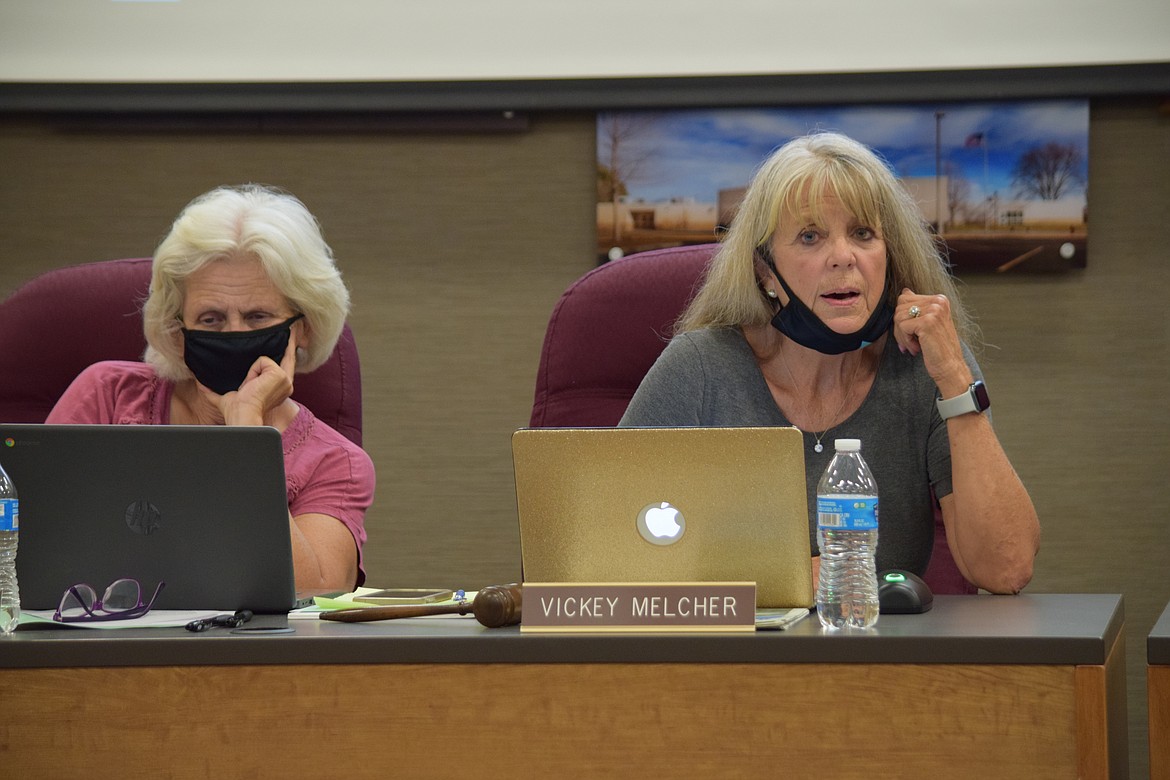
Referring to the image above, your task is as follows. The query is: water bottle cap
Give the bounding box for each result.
[834,438,861,452]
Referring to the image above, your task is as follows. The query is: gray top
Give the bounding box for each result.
[0,594,1122,668]
[619,328,985,575]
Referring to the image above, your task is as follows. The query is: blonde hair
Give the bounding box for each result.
[143,184,351,381]
[678,131,976,346]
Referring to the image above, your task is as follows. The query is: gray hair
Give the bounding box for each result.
[143,184,351,380]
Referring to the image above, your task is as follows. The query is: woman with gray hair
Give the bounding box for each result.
[621,132,1038,595]
[48,184,374,592]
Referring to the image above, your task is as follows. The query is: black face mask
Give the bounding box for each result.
[181,314,303,394]
[763,256,894,355]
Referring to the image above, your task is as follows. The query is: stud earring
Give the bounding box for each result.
[766,288,779,299]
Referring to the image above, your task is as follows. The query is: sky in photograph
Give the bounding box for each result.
[599,100,1088,204]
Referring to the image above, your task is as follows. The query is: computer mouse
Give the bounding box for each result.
[877,569,933,614]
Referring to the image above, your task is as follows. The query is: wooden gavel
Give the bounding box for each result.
[320,583,523,628]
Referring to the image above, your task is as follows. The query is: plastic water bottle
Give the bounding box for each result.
[816,438,879,630]
[0,458,19,635]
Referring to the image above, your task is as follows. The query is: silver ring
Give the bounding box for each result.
[909,305,921,318]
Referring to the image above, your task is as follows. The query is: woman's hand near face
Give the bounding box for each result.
[893,288,974,399]
[208,327,298,427]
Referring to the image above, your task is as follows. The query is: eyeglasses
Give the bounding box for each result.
[53,578,166,623]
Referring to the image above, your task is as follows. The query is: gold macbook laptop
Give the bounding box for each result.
[511,427,813,609]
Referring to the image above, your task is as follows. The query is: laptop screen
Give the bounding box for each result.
[0,424,295,613]
[511,426,813,609]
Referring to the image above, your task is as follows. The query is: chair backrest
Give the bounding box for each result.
[531,244,713,428]
[529,243,974,595]
[0,258,364,446]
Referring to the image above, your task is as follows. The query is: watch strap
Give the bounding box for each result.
[936,381,989,420]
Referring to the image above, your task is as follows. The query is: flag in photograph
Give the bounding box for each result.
[965,132,985,148]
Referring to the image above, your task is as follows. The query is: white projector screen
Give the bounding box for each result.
[1,0,1167,111]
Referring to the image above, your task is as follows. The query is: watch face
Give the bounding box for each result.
[973,381,990,411]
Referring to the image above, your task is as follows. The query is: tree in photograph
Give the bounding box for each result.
[596,112,661,244]
[596,163,626,203]
[1011,142,1086,200]
[944,162,976,225]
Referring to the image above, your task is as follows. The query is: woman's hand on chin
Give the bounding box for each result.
[216,328,298,426]
[212,357,293,426]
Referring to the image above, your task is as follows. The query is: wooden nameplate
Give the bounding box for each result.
[520,582,756,633]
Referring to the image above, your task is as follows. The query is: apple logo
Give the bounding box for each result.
[636,501,685,546]
[645,503,681,537]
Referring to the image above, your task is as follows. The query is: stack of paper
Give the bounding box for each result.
[753,607,810,631]
[289,587,477,620]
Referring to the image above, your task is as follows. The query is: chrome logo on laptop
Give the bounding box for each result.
[636,502,685,545]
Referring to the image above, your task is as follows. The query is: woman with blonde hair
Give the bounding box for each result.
[621,132,1038,594]
[48,184,374,591]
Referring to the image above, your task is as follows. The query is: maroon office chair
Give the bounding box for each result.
[0,257,364,446]
[530,243,975,595]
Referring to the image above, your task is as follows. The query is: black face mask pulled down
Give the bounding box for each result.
[181,314,303,395]
[767,267,895,356]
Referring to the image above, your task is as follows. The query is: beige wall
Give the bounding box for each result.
[1,98,1166,776]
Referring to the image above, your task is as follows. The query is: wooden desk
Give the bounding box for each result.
[1150,601,1170,779]
[0,594,1126,779]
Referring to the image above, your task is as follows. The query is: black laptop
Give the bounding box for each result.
[0,424,296,613]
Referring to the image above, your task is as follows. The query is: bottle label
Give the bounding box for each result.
[817,496,878,531]
[0,498,16,532]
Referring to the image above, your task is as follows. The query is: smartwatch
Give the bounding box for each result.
[936,380,990,420]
